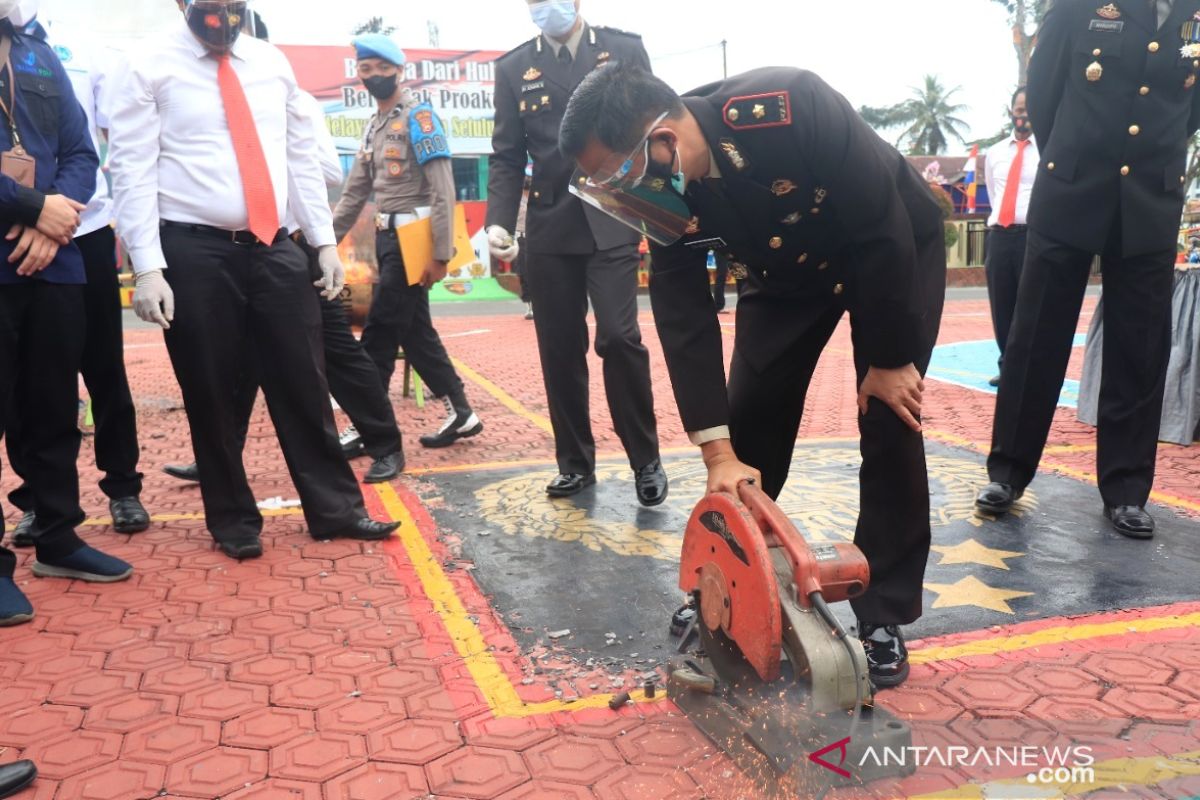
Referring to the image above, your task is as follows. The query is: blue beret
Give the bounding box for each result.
[353,34,406,66]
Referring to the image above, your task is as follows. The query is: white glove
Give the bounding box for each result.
[133,269,174,330]
[487,225,519,262]
[314,246,346,300]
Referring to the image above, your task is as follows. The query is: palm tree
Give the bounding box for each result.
[859,76,970,156]
[353,17,396,36]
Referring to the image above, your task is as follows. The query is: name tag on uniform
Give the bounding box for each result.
[1089,19,1124,32]
[684,236,727,250]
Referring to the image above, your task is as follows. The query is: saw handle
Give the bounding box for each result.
[736,481,823,604]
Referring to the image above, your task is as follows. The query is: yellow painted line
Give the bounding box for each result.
[79,507,305,527]
[374,483,662,718]
[1043,444,1098,454]
[911,749,1200,799]
[450,357,554,435]
[910,611,1200,665]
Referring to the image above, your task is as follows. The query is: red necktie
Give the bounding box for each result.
[997,139,1029,228]
[216,55,280,244]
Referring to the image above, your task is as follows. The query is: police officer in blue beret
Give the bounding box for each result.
[333,34,483,451]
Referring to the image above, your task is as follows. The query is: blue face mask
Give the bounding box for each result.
[644,143,687,197]
[529,0,577,39]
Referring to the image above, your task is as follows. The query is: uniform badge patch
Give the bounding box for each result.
[523,67,542,81]
[771,179,797,196]
[391,121,404,131]
[720,139,749,171]
[409,101,452,165]
[387,162,403,177]
[596,51,611,65]
[414,109,436,135]
[1095,3,1121,19]
[723,92,791,130]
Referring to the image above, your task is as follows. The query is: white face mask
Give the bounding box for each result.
[9,0,38,26]
[0,0,22,20]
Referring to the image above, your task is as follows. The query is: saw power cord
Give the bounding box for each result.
[808,591,868,737]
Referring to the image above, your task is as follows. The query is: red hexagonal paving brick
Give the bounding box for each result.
[1103,685,1198,722]
[1026,696,1128,739]
[155,617,233,644]
[122,716,222,765]
[272,559,332,580]
[614,720,715,768]
[197,595,271,619]
[179,680,268,721]
[941,672,1039,713]
[83,692,180,733]
[323,762,429,800]
[356,663,441,698]
[347,621,422,649]
[21,729,123,780]
[0,681,52,715]
[232,610,308,638]
[269,731,367,782]
[91,583,170,612]
[223,778,322,800]
[406,681,487,722]
[232,575,304,599]
[48,669,140,706]
[272,628,347,656]
[16,650,105,685]
[497,779,599,800]
[1081,652,1176,687]
[229,652,312,685]
[1122,721,1200,757]
[270,672,357,710]
[1169,670,1200,702]
[2,632,76,662]
[104,640,190,673]
[164,746,268,797]
[222,706,314,750]
[189,634,271,665]
[0,703,84,747]
[1011,663,1104,699]
[550,708,647,740]
[307,605,379,633]
[426,745,531,799]
[524,735,626,785]
[311,648,393,677]
[1142,642,1200,673]
[461,713,558,751]
[55,759,166,800]
[42,607,125,636]
[366,718,463,764]
[140,661,225,695]
[593,765,702,800]
[271,590,338,615]
[315,695,407,734]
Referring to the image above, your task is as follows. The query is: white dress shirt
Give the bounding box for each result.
[984,135,1040,228]
[284,91,343,232]
[108,22,335,274]
[40,24,121,237]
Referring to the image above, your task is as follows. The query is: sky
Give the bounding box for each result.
[48,0,1024,152]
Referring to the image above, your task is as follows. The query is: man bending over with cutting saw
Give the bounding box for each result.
[560,63,946,688]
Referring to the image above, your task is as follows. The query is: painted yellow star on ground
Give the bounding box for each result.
[925,575,1034,614]
[931,539,1024,570]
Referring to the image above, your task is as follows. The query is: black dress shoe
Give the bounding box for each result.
[546,473,596,497]
[634,459,669,507]
[11,510,37,548]
[110,497,151,534]
[364,451,405,484]
[217,536,263,561]
[1105,505,1155,539]
[988,375,1001,387]
[975,482,1023,515]
[163,462,200,482]
[315,518,401,542]
[340,426,366,459]
[858,621,910,689]
[0,759,36,798]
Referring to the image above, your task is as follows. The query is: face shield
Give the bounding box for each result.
[568,112,694,246]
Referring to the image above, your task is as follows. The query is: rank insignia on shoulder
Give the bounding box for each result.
[720,139,749,171]
[524,67,542,81]
[771,179,797,196]
[729,262,749,280]
[723,91,791,130]
[1095,3,1120,19]
[781,212,802,225]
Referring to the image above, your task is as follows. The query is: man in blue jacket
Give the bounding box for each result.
[0,12,133,627]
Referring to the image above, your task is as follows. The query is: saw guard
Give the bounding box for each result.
[680,491,782,682]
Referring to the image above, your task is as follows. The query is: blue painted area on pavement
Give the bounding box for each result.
[927,335,1087,408]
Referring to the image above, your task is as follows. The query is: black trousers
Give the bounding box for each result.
[988,228,1174,507]
[984,226,1028,370]
[525,245,660,475]
[160,227,365,543]
[728,236,946,626]
[712,251,730,311]
[515,236,530,302]
[229,245,403,460]
[6,227,142,510]
[361,230,463,400]
[0,282,89,578]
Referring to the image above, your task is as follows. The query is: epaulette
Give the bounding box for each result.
[410,101,452,164]
[497,37,539,62]
[593,25,643,39]
[722,91,792,130]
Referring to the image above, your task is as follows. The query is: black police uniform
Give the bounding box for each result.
[988,0,1200,507]
[487,25,660,477]
[650,67,947,625]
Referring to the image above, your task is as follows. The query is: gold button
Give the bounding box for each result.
[797,253,808,264]
[727,108,740,122]
[1129,124,1140,136]
[818,261,829,271]
[533,190,541,198]
[810,207,821,215]
[1093,48,1102,57]
[1139,86,1150,96]
[1120,166,1130,176]
[1193,59,1199,68]
[1047,162,1055,171]
[762,270,768,279]
[1149,41,1160,53]
[769,236,783,249]
[833,283,844,295]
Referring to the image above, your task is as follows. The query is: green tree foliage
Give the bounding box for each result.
[990,0,1054,84]
[353,17,396,36]
[859,76,970,156]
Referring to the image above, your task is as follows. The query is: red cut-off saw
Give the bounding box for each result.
[666,483,913,793]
